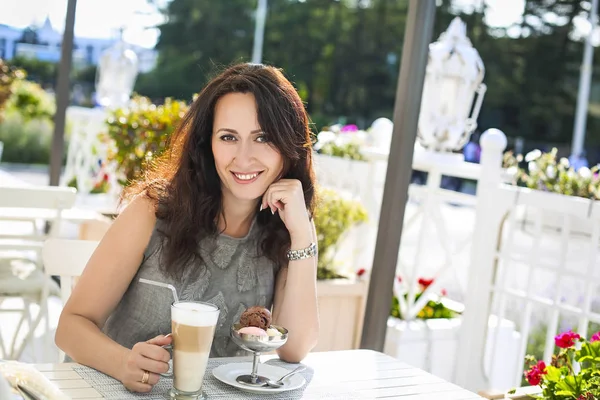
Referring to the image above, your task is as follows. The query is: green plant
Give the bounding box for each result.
[522,330,600,399]
[390,277,460,320]
[314,124,368,161]
[503,149,600,200]
[317,141,366,161]
[313,187,368,280]
[5,78,55,121]
[0,59,25,122]
[0,111,54,164]
[102,95,190,185]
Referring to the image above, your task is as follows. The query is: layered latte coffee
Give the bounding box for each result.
[171,302,219,394]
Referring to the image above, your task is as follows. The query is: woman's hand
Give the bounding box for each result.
[261,179,311,239]
[119,334,172,392]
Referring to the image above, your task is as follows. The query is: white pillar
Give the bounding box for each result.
[454,128,507,391]
[571,0,599,157]
[252,0,268,64]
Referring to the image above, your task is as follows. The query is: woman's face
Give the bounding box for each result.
[212,92,284,202]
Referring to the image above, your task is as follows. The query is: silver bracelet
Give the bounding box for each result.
[287,242,317,261]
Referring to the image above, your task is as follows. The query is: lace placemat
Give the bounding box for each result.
[73,357,360,399]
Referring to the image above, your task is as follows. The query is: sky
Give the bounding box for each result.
[0,0,527,49]
[1,0,165,48]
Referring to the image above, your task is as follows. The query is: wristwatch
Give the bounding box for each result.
[287,242,317,261]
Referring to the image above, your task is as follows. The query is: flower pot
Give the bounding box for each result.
[313,278,368,352]
[384,315,521,389]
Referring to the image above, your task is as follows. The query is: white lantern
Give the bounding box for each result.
[417,17,486,152]
[95,38,139,109]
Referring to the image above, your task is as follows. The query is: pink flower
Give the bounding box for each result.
[555,331,581,348]
[524,360,547,386]
[341,124,358,132]
[590,332,600,343]
[441,288,447,296]
[397,276,402,283]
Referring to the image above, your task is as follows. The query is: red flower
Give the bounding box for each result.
[397,276,402,283]
[590,332,600,343]
[524,360,547,386]
[356,268,366,277]
[103,173,109,182]
[555,331,581,348]
[577,393,594,400]
[418,277,434,288]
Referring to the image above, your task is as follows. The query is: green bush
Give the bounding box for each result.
[313,187,368,280]
[317,141,366,161]
[102,95,189,185]
[0,74,57,164]
[0,59,24,122]
[0,111,54,164]
[5,78,55,121]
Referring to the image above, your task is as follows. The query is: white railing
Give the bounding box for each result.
[313,144,489,319]
[455,129,600,392]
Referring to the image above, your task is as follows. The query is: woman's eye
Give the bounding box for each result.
[256,134,270,143]
[220,134,236,142]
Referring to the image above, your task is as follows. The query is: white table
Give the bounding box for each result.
[34,350,485,399]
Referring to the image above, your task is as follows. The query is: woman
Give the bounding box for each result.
[55,63,320,393]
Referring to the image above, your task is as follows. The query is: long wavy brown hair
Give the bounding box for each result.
[125,63,316,278]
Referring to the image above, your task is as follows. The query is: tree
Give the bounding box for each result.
[135,0,255,100]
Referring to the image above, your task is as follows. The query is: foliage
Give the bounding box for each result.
[523,331,600,399]
[314,124,369,160]
[313,187,368,280]
[504,148,600,200]
[0,111,54,164]
[390,277,460,320]
[5,78,55,121]
[140,0,595,145]
[102,95,189,185]
[8,56,58,87]
[0,59,24,122]
[135,0,255,100]
[66,160,113,194]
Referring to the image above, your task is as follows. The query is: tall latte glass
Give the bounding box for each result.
[166,301,219,400]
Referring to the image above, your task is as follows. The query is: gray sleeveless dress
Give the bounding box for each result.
[102,218,280,357]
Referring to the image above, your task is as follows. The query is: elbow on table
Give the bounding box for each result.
[54,312,70,352]
[277,330,319,363]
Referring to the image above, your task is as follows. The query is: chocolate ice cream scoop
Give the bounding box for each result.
[240,306,272,330]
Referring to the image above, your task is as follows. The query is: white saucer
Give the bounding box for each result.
[212,362,306,394]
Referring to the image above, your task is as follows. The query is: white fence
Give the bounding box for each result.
[314,144,487,317]
[315,127,600,392]
[314,136,521,386]
[456,129,600,392]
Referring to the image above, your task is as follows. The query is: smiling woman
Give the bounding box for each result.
[54,63,320,393]
[211,92,284,206]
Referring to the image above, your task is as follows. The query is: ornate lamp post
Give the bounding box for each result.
[417,17,486,153]
[63,33,138,199]
[95,35,139,109]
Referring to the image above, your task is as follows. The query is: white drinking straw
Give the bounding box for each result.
[139,278,179,302]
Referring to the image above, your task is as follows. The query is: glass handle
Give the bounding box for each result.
[160,344,173,378]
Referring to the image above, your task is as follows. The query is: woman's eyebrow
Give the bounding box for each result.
[214,128,264,134]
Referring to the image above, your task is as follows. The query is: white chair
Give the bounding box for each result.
[0,185,77,361]
[41,238,98,362]
[41,239,98,305]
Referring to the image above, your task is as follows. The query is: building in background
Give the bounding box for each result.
[0,17,156,73]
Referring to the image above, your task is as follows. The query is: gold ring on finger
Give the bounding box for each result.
[141,370,150,384]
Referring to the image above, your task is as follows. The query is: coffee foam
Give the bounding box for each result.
[172,302,219,327]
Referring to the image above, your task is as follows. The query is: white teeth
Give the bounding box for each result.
[234,173,258,180]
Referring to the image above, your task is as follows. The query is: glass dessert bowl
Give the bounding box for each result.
[230,306,288,387]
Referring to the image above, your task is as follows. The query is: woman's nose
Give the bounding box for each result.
[234,140,256,164]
